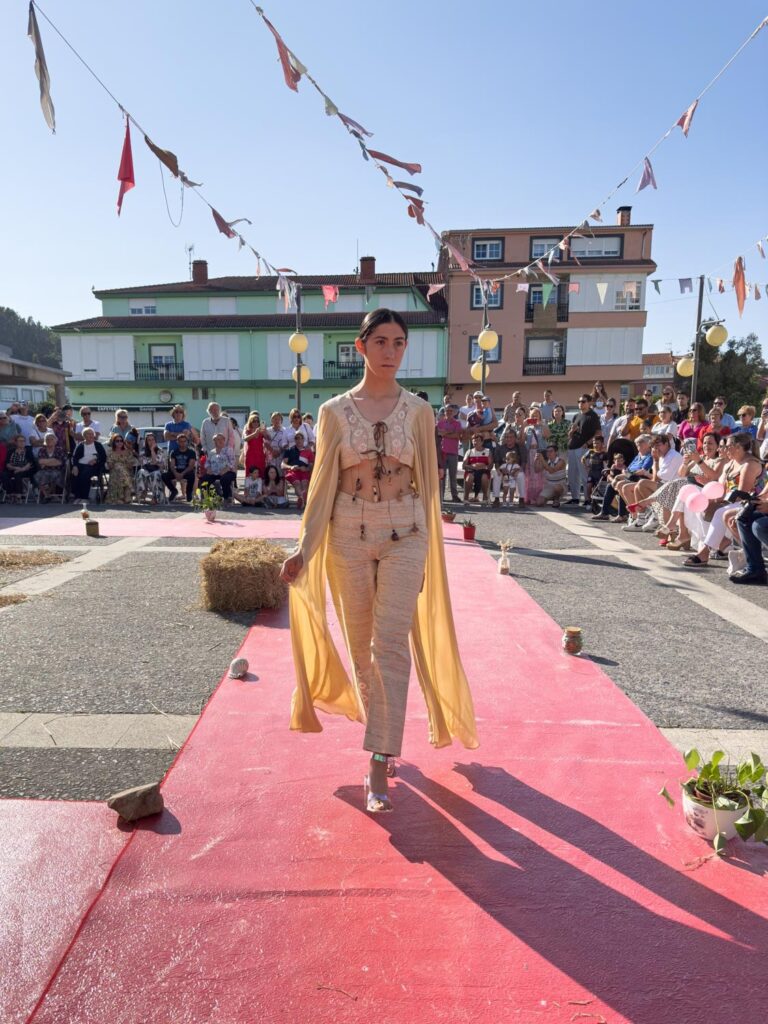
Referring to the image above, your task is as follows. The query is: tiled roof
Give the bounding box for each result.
[51,311,444,333]
[443,259,658,272]
[642,353,677,365]
[443,225,654,234]
[94,272,444,297]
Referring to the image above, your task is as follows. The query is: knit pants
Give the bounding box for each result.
[326,490,428,757]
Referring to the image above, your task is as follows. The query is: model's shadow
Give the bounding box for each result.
[336,763,768,1022]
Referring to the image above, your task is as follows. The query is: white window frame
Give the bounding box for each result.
[129,300,158,315]
[531,238,561,261]
[529,284,559,307]
[614,281,642,311]
[472,239,503,261]
[471,283,502,309]
[570,236,621,258]
[469,336,502,363]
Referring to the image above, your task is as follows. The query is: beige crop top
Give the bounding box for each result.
[335,389,416,470]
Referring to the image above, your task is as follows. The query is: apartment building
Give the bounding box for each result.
[53,257,447,427]
[440,207,656,410]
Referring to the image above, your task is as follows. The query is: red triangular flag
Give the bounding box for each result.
[116,119,135,215]
[261,12,301,92]
[676,99,698,137]
[733,257,747,317]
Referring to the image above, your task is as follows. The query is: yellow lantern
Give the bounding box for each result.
[705,323,728,348]
[477,327,499,352]
[676,356,694,377]
[288,332,309,354]
[291,364,311,385]
[470,360,489,383]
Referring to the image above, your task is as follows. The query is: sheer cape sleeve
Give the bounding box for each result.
[288,393,479,750]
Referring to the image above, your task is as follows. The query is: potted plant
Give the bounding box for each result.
[193,482,223,523]
[461,517,476,541]
[498,538,512,574]
[660,749,767,855]
[441,510,456,523]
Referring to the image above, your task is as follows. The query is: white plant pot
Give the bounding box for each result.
[204,508,217,523]
[681,788,746,841]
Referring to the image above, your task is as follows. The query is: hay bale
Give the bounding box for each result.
[0,550,67,569]
[200,538,288,613]
[0,594,27,607]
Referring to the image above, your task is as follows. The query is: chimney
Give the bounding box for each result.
[359,255,376,283]
[192,259,208,285]
[616,206,632,227]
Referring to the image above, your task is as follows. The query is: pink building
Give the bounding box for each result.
[440,207,656,410]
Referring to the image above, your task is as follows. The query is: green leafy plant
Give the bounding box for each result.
[660,748,767,855]
[192,482,223,513]
[460,517,475,527]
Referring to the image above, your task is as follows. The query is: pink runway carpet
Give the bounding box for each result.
[6,536,767,1023]
[0,514,302,540]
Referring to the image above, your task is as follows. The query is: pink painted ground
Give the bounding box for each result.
[7,534,767,1023]
[0,514,303,540]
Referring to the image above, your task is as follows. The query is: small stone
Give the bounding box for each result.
[229,657,249,679]
[106,782,164,822]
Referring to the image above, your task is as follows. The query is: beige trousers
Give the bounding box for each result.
[326,490,428,757]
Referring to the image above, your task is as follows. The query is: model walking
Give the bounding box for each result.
[280,309,478,813]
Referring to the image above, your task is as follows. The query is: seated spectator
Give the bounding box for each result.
[233,466,265,507]
[491,427,526,506]
[699,406,730,450]
[592,435,653,523]
[712,396,736,430]
[136,433,166,503]
[736,405,757,438]
[732,478,768,585]
[655,387,678,415]
[0,434,35,499]
[282,431,315,509]
[199,432,237,502]
[682,432,765,568]
[678,402,708,445]
[651,405,679,440]
[0,410,22,448]
[534,444,568,507]
[35,431,66,501]
[623,433,684,532]
[674,392,690,424]
[437,403,463,502]
[106,435,137,503]
[462,432,492,504]
[652,433,723,548]
[599,399,619,444]
[162,433,197,501]
[70,427,107,500]
[581,434,609,504]
[263,465,287,507]
[75,407,101,442]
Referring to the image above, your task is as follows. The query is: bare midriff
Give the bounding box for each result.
[338,456,415,503]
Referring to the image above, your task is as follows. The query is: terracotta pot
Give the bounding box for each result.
[204,508,217,523]
[462,525,476,541]
[85,521,100,538]
[562,627,583,655]
[441,512,456,523]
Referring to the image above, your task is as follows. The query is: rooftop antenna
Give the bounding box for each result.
[185,243,195,279]
[355,238,359,275]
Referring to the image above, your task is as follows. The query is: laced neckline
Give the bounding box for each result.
[346,387,404,425]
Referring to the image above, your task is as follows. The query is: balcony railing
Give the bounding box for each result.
[522,356,566,376]
[323,359,364,381]
[524,302,570,322]
[134,361,185,381]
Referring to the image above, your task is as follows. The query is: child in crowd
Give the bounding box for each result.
[233,466,265,507]
[582,434,609,503]
[263,465,287,507]
[500,450,523,506]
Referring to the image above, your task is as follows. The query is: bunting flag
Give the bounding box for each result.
[596,282,608,305]
[516,283,529,293]
[535,260,559,286]
[652,279,661,294]
[567,282,580,293]
[589,209,602,222]
[258,8,302,92]
[758,240,765,258]
[636,157,657,192]
[444,241,470,273]
[558,239,569,252]
[324,96,339,117]
[27,2,55,133]
[116,118,135,215]
[143,135,201,187]
[405,195,425,224]
[541,282,554,306]
[322,284,339,308]
[707,277,713,292]
[393,181,424,196]
[733,257,747,316]
[366,150,422,175]
[679,278,693,294]
[426,283,445,299]
[755,284,762,301]
[338,112,373,137]
[717,278,725,293]
[211,208,236,238]
[676,99,699,137]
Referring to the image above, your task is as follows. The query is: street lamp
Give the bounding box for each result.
[287,286,310,410]
[686,274,727,403]
[476,296,499,393]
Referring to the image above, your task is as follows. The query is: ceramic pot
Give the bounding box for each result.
[441,512,456,523]
[681,788,746,841]
[498,553,510,575]
[562,627,583,655]
[84,521,100,538]
[204,508,217,523]
[462,525,476,541]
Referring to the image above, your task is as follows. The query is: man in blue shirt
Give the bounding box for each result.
[164,405,194,453]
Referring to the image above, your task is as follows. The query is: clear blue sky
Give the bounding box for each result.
[2,0,766,355]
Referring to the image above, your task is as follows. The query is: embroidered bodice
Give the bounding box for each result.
[336,390,415,470]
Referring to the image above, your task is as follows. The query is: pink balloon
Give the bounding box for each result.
[701,481,725,500]
[678,484,700,503]
[688,492,710,514]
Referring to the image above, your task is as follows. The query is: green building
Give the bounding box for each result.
[53,257,448,430]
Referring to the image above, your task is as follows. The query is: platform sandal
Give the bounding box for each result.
[364,753,393,814]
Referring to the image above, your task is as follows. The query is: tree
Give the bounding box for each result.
[0,307,62,368]
[674,332,767,410]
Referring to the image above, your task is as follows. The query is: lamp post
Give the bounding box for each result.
[476,298,499,394]
[287,286,310,411]
[680,274,727,403]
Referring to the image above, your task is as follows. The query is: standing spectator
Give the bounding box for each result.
[164,405,194,453]
[106,435,137,504]
[75,407,101,441]
[70,427,107,500]
[566,394,600,504]
[600,398,618,444]
[467,393,497,448]
[609,399,636,445]
[678,402,708,445]
[243,412,269,478]
[301,413,316,447]
[108,409,136,441]
[651,405,679,439]
[621,397,657,440]
[285,409,304,449]
[436,404,463,501]
[35,432,66,501]
[581,434,609,504]
[674,391,690,425]
[534,444,568,507]
[491,427,526,506]
[10,401,36,443]
[712,396,736,430]
[641,388,656,407]
[267,411,291,466]
[457,393,475,432]
[655,386,678,415]
[591,381,610,417]
[0,434,35,499]
[228,416,243,464]
[513,405,528,436]
[539,389,556,422]
[736,405,757,438]
[523,408,549,506]
[199,433,237,502]
[28,413,49,451]
[547,404,570,454]
[200,402,235,455]
[0,410,21,446]
[163,433,197,501]
[462,432,492,504]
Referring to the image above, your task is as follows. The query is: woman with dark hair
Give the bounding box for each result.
[279,308,478,813]
[547,404,569,454]
[136,432,166,503]
[263,464,287,507]
[106,435,137,503]
[678,402,708,445]
[590,381,609,416]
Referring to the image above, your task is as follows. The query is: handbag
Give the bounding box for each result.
[727,547,747,577]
